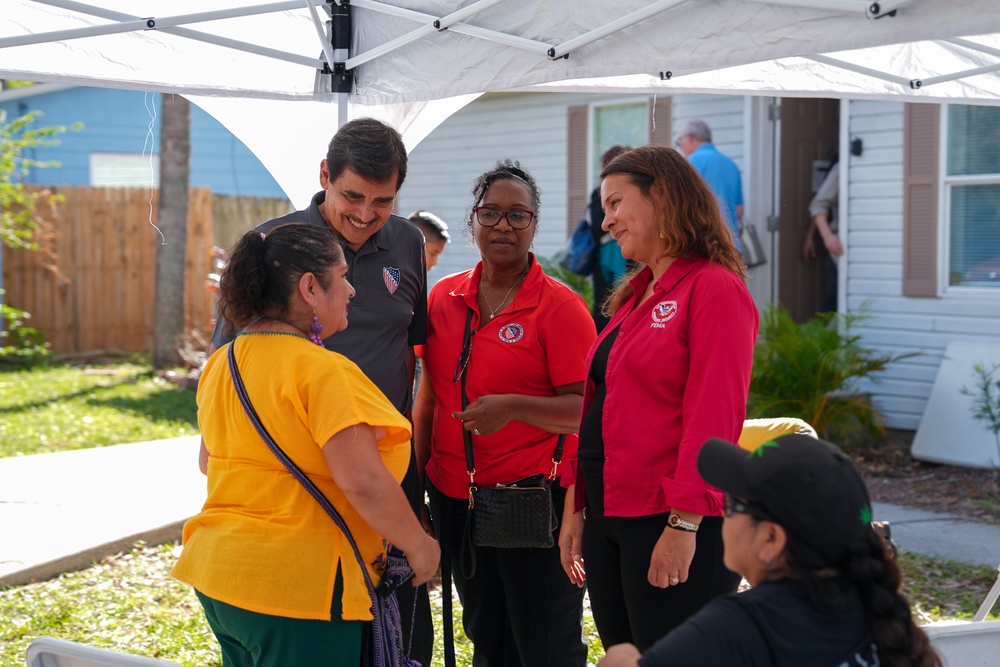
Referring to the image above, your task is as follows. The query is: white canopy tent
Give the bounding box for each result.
[4,0,1000,205]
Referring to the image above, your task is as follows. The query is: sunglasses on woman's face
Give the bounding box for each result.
[724,494,768,519]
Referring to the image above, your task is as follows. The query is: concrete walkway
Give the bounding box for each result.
[0,436,205,586]
[1,437,998,588]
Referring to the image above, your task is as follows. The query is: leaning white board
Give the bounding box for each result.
[911,341,1000,469]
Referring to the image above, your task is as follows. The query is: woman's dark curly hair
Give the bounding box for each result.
[217,223,343,330]
[468,159,541,229]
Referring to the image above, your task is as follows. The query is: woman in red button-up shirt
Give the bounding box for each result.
[414,160,597,667]
[558,145,759,651]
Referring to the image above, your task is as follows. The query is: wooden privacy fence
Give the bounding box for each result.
[212,195,293,252]
[3,186,214,355]
[3,188,293,356]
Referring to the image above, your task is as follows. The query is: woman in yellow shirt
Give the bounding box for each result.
[173,223,439,667]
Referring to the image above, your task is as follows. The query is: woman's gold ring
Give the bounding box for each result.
[473,428,482,436]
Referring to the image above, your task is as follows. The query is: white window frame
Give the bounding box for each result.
[940,105,1000,298]
[588,97,650,193]
[90,152,160,188]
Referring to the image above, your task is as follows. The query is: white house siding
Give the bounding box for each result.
[400,92,1000,433]
[399,92,750,290]
[398,92,605,288]
[846,100,1000,430]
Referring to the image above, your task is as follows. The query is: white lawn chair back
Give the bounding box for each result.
[25,637,181,667]
[923,620,1000,666]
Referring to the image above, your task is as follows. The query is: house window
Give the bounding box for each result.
[945,106,1000,289]
[90,153,160,188]
[592,102,647,184]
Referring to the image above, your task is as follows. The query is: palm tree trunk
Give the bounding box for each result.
[152,94,191,368]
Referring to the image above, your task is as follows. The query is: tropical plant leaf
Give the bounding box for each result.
[748,304,916,444]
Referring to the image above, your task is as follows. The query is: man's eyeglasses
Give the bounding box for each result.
[724,494,768,520]
[674,134,689,148]
[474,207,536,229]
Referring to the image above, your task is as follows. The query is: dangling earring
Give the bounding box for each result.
[310,310,324,346]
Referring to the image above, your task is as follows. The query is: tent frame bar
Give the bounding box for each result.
[548,0,688,60]
[343,0,543,71]
[744,0,911,17]
[912,60,1000,89]
[1,0,324,70]
[806,53,911,86]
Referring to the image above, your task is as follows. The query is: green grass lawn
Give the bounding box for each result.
[1,360,996,665]
[0,358,197,458]
[0,541,996,667]
[0,544,997,667]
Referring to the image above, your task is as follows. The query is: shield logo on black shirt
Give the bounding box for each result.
[383,267,400,294]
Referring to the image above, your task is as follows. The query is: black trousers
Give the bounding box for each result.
[397,442,434,667]
[428,481,588,667]
[583,513,740,651]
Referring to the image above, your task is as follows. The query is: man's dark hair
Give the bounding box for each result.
[325,117,407,191]
[407,210,450,243]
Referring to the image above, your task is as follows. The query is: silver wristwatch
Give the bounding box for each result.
[667,514,699,533]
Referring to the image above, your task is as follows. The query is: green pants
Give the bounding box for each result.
[195,571,363,667]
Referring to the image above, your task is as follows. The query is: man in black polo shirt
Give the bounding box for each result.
[211,117,432,665]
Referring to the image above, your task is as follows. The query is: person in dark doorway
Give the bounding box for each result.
[802,159,841,313]
[559,145,758,652]
[597,433,941,667]
[210,117,434,667]
[589,145,632,332]
[676,119,744,252]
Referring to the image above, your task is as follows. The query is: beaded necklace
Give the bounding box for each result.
[237,331,309,341]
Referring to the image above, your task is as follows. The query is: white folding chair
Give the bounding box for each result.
[921,565,1000,667]
[972,563,1000,622]
[25,637,181,667]
[923,619,1000,666]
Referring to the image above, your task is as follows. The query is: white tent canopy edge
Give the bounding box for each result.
[4,0,1000,103]
[4,0,1000,205]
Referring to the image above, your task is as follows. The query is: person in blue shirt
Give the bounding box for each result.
[676,119,744,252]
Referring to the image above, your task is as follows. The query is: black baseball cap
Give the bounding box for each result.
[697,433,873,569]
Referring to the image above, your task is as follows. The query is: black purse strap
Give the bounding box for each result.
[455,305,566,577]
[447,306,567,663]
[458,306,566,491]
[226,341,396,655]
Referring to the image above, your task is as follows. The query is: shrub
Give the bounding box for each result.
[536,253,594,309]
[748,305,914,445]
[0,296,51,367]
[960,361,1000,468]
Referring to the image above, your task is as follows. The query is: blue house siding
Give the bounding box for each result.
[0,86,284,198]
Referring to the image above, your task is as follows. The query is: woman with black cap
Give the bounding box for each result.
[598,433,941,667]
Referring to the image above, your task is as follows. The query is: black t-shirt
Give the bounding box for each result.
[212,191,427,414]
[578,323,620,518]
[639,579,877,667]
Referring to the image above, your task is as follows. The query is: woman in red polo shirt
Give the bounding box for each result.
[414,159,597,667]
[558,145,759,651]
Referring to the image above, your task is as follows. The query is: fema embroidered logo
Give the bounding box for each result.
[382,267,400,294]
[650,300,677,329]
[497,323,524,343]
